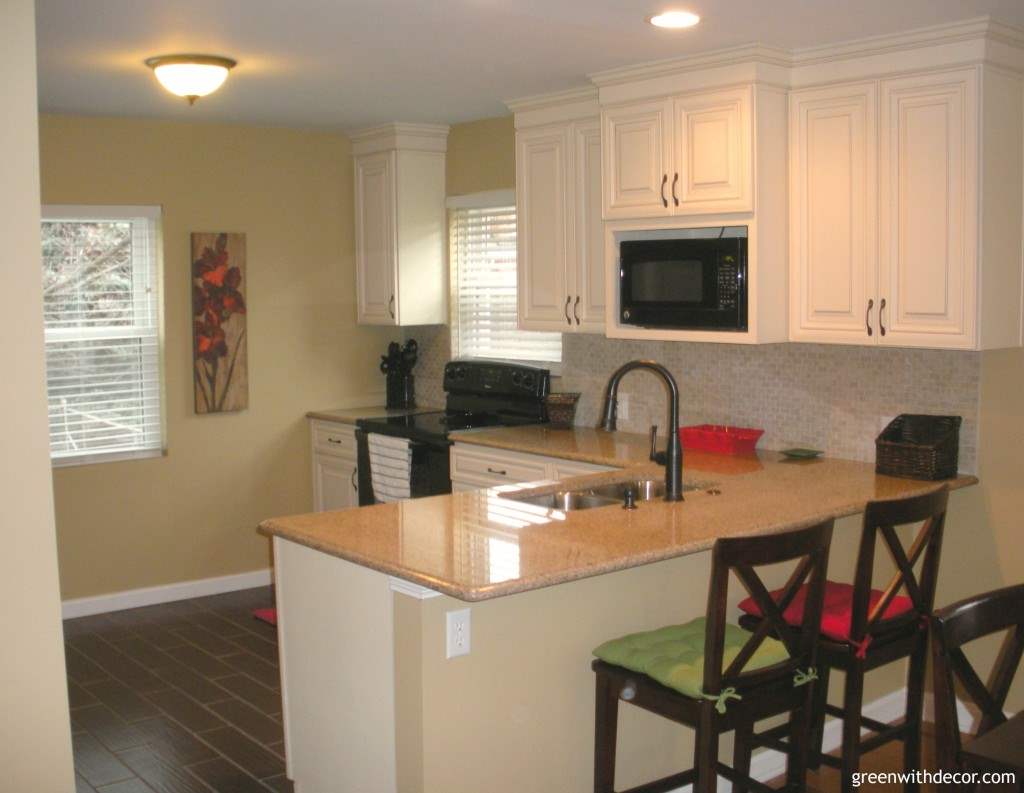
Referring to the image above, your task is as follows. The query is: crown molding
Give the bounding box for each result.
[504,84,598,113]
[588,16,1024,92]
[350,122,450,155]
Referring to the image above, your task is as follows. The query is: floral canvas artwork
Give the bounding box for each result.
[192,232,248,413]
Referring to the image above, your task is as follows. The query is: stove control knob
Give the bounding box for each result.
[454,366,466,380]
[511,371,522,385]
[522,373,535,389]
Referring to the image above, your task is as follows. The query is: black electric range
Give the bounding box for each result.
[355,361,550,504]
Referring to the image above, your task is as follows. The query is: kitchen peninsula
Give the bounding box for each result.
[258,427,975,793]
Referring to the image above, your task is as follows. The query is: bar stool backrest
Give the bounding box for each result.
[849,486,950,649]
[931,583,1024,768]
[705,519,834,698]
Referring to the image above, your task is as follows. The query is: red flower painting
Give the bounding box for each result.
[191,232,249,413]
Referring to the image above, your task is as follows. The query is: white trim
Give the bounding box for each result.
[42,204,162,220]
[504,84,598,113]
[388,577,441,600]
[52,447,165,469]
[445,189,515,210]
[61,568,273,619]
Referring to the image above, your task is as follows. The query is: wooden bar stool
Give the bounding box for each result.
[737,486,949,793]
[931,583,1024,790]
[591,519,834,793]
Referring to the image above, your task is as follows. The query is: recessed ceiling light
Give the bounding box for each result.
[144,55,237,105]
[647,10,701,29]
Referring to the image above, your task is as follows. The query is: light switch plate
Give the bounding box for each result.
[446,608,471,658]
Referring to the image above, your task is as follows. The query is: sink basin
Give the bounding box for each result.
[589,478,702,501]
[509,491,620,511]
[501,477,706,511]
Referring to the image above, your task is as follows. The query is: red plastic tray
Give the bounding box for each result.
[679,424,764,455]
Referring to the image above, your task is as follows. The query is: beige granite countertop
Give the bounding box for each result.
[260,427,977,602]
[306,406,440,424]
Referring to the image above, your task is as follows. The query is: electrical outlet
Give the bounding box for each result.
[446,608,471,659]
[618,394,631,421]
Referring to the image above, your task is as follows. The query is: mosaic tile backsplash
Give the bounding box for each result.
[405,325,980,473]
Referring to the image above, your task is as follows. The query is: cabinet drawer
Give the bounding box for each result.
[549,459,615,480]
[311,420,357,457]
[450,446,549,486]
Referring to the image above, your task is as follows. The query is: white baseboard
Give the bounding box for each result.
[61,568,274,619]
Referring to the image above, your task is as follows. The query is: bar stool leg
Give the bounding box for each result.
[733,719,753,793]
[808,664,830,770]
[903,632,928,793]
[840,662,865,793]
[594,671,619,793]
[787,689,815,792]
[695,703,719,793]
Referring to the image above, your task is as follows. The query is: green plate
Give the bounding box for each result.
[781,448,823,459]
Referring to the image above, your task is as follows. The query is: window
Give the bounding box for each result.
[449,193,561,365]
[41,206,164,466]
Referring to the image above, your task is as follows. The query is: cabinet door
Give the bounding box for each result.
[673,87,752,213]
[601,100,673,219]
[355,152,398,325]
[789,83,878,343]
[313,454,358,512]
[572,119,605,333]
[517,124,573,331]
[879,69,978,348]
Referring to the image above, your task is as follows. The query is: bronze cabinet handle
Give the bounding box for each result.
[660,174,668,208]
[865,298,874,336]
[564,295,572,326]
[486,467,507,476]
[573,295,580,325]
[350,469,358,491]
[388,294,395,319]
[672,172,679,206]
[879,298,887,337]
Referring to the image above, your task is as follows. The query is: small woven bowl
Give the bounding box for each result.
[544,392,581,429]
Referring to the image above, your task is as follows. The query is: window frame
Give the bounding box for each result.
[446,190,562,373]
[41,204,166,468]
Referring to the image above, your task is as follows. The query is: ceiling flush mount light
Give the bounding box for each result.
[144,54,236,105]
[647,10,701,28]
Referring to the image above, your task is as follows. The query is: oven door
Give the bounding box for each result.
[619,237,747,330]
[355,429,451,506]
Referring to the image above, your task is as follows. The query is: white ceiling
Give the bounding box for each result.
[35,0,1024,131]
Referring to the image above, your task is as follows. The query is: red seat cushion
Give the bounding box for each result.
[737,581,915,643]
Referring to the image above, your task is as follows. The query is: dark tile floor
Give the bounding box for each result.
[64,587,292,793]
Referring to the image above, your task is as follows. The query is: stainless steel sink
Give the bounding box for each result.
[501,477,704,511]
[508,491,621,511]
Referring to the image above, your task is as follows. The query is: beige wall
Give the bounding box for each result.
[446,115,515,196]
[41,115,400,599]
[0,1,75,788]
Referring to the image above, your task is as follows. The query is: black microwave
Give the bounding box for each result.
[618,228,748,331]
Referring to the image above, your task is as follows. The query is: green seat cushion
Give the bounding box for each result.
[593,616,789,700]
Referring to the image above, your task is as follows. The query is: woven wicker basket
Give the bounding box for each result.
[875,414,961,480]
[544,392,581,429]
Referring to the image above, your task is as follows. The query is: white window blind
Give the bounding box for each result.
[450,204,561,364]
[41,206,164,465]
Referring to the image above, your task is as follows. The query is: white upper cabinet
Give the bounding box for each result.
[878,70,975,348]
[601,99,673,219]
[790,83,878,343]
[673,87,752,213]
[516,124,572,330]
[572,119,606,332]
[352,124,449,326]
[354,152,397,324]
[512,92,606,334]
[601,87,753,220]
[790,65,1022,350]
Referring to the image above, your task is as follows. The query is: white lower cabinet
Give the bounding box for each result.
[310,421,359,511]
[450,442,615,490]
